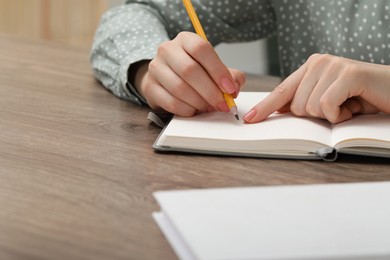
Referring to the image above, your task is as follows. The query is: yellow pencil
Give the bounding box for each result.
[182,0,239,120]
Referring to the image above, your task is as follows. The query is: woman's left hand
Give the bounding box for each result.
[243,53,390,124]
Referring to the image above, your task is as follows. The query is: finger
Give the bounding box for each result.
[329,100,360,123]
[161,45,229,112]
[304,64,340,119]
[149,59,209,112]
[144,81,198,117]
[320,79,360,123]
[342,98,363,114]
[305,79,338,119]
[229,68,246,88]
[179,33,238,95]
[243,63,308,123]
[229,68,246,98]
[289,59,340,118]
[354,97,379,114]
[289,69,319,117]
[276,102,291,113]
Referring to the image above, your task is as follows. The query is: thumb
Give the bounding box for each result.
[228,68,246,98]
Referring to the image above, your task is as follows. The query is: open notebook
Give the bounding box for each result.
[153,181,390,260]
[153,92,390,160]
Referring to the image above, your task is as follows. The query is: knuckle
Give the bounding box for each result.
[169,81,187,98]
[306,53,346,76]
[307,53,322,63]
[148,59,158,73]
[319,95,331,109]
[190,40,212,57]
[164,100,181,114]
[305,103,322,117]
[307,53,319,60]
[319,53,333,61]
[326,113,340,123]
[273,82,288,94]
[318,53,333,62]
[319,97,338,123]
[165,102,196,117]
[290,103,306,116]
[307,53,334,67]
[230,69,246,85]
[156,41,172,56]
[341,64,361,80]
[176,31,191,40]
[179,60,198,78]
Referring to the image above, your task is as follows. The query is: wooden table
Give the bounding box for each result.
[1,34,389,260]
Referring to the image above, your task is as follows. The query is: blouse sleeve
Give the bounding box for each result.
[90,0,276,105]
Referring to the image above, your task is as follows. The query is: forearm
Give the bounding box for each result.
[91,0,276,106]
[90,3,169,104]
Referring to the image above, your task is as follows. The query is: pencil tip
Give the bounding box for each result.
[235,114,239,120]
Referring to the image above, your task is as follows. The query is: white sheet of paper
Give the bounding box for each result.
[154,182,390,260]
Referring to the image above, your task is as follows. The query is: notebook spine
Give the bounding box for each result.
[315,147,338,161]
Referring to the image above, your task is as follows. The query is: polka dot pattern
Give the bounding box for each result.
[90,0,390,104]
[274,0,390,76]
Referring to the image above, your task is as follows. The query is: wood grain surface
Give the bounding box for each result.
[1,34,389,260]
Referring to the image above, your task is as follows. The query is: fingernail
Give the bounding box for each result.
[221,78,236,94]
[243,109,257,122]
[217,101,230,112]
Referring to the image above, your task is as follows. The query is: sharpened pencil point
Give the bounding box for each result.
[230,106,239,121]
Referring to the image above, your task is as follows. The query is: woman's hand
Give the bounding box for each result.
[244,53,390,123]
[133,32,245,117]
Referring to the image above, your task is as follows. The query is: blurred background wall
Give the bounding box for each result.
[0,0,279,75]
[0,0,122,47]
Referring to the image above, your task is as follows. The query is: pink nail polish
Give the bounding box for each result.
[221,78,236,94]
[243,109,257,122]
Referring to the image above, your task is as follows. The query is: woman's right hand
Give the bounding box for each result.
[133,32,245,116]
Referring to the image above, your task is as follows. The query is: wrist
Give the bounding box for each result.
[128,60,150,98]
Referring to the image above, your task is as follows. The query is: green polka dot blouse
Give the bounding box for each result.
[91,0,390,105]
